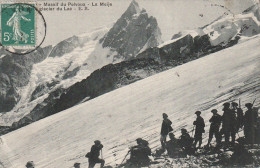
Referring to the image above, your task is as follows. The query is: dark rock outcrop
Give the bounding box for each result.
[0,46,52,112]
[100,0,162,61]
[30,80,60,101]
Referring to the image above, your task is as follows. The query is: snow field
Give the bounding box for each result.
[0,35,259,168]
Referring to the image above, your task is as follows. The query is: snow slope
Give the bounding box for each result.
[162,4,260,49]
[0,35,259,168]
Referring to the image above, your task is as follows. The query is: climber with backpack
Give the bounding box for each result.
[85,140,105,168]
[160,113,173,150]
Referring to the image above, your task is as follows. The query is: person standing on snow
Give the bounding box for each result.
[206,109,222,147]
[222,102,231,144]
[193,111,205,148]
[222,102,236,145]
[160,113,173,150]
[86,140,105,168]
[244,103,258,144]
[233,102,244,132]
[230,102,238,139]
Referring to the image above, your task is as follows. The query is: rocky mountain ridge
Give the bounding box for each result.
[0,0,162,127]
[1,3,259,135]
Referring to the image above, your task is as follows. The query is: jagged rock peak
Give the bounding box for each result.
[127,0,141,14]
[99,0,162,61]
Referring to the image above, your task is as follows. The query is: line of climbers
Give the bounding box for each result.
[24,101,258,168]
[82,101,258,168]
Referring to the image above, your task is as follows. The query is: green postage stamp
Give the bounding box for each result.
[1,4,35,46]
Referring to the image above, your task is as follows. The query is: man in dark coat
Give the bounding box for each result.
[229,102,238,143]
[193,111,205,148]
[244,103,258,144]
[87,140,105,168]
[160,113,173,150]
[206,109,222,147]
[166,133,179,157]
[232,102,244,131]
[222,102,236,144]
[128,138,151,167]
[178,129,194,155]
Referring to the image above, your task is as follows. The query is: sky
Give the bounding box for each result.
[3,0,256,46]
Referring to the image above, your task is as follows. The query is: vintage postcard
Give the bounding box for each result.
[0,0,259,168]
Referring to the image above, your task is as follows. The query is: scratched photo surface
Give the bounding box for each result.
[0,0,259,168]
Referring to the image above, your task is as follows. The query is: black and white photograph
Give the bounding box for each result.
[0,0,259,167]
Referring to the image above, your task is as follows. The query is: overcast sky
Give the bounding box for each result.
[6,0,255,46]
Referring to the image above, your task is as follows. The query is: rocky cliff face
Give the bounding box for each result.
[91,0,162,64]
[0,46,52,112]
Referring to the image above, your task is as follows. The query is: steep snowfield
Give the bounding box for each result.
[0,35,259,168]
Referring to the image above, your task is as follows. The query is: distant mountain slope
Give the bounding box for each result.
[4,3,260,132]
[0,46,52,112]
[85,0,162,71]
[0,27,109,125]
[0,35,259,168]
[170,3,260,47]
[0,0,162,126]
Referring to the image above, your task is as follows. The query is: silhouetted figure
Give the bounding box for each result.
[127,138,151,167]
[165,133,179,157]
[160,113,173,150]
[222,102,236,145]
[86,140,105,168]
[256,116,260,144]
[26,161,35,168]
[207,109,222,147]
[179,129,194,155]
[244,103,258,144]
[230,102,238,142]
[193,111,205,148]
[232,102,244,131]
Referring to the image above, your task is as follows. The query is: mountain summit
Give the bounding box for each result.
[125,0,141,15]
[98,0,162,61]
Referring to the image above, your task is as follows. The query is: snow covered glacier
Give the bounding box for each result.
[0,0,162,126]
[0,34,259,168]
